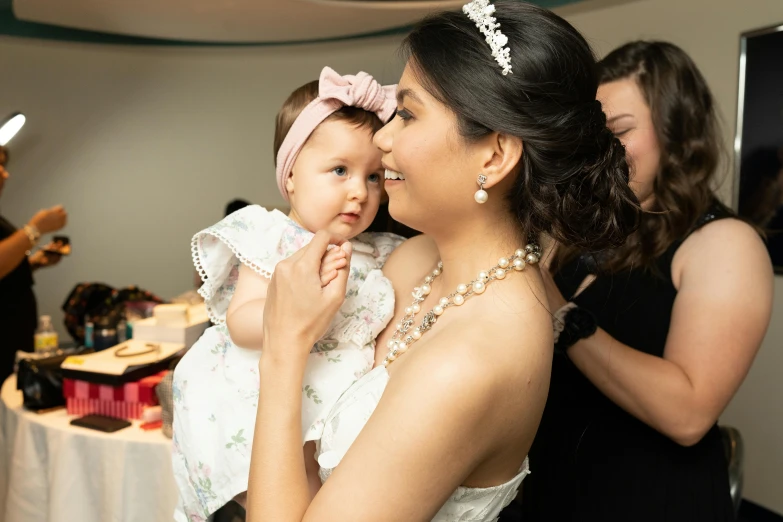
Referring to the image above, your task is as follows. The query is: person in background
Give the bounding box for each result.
[0,145,68,384]
[519,40,773,522]
[225,198,251,217]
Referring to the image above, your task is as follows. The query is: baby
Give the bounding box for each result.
[171,67,403,521]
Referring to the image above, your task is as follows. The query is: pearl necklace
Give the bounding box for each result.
[382,243,542,367]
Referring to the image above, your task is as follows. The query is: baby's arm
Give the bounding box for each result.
[226,246,348,350]
[226,264,270,350]
[304,441,322,500]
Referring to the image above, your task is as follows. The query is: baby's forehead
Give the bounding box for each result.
[308,118,377,146]
[302,119,382,165]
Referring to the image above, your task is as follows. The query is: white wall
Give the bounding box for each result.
[560,0,783,513]
[0,35,405,331]
[1,0,782,513]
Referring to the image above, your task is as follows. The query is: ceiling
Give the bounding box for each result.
[0,0,586,45]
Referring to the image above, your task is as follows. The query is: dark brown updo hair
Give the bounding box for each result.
[402,1,640,251]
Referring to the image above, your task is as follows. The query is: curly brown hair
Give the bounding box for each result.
[556,40,727,273]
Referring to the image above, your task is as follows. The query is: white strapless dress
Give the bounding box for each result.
[315,366,530,522]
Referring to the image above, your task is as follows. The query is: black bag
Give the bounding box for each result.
[61,283,164,344]
[61,283,115,344]
[16,349,93,411]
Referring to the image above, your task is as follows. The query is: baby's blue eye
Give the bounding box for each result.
[368,173,381,184]
[333,166,347,176]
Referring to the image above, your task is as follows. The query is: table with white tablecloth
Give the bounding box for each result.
[0,374,178,522]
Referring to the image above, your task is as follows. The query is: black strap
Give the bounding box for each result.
[691,199,734,232]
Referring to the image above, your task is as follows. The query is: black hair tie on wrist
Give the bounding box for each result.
[554,305,597,356]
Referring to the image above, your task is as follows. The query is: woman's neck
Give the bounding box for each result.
[425,213,529,294]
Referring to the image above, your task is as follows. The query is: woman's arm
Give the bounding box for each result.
[0,229,34,279]
[246,231,541,522]
[226,246,348,349]
[0,206,67,280]
[246,231,352,520]
[560,219,772,446]
[250,325,517,521]
[28,250,62,271]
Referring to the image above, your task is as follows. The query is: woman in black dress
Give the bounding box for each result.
[519,41,773,521]
[0,145,67,384]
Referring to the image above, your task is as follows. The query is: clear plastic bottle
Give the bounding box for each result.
[117,319,127,343]
[84,316,94,349]
[34,315,59,354]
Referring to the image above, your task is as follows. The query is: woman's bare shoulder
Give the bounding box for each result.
[673,217,770,288]
[384,281,552,483]
[403,273,553,395]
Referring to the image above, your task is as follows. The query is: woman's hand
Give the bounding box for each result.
[29,205,68,234]
[28,250,62,270]
[262,230,353,366]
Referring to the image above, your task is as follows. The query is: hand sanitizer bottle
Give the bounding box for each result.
[34,315,59,354]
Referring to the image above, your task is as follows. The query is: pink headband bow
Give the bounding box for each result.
[275,66,397,201]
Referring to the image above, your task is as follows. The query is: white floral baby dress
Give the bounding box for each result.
[171,205,403,521]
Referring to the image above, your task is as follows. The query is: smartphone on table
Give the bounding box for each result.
[70,414,131,433]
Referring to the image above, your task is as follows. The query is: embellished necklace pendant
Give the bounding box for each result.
[420,312,437,332]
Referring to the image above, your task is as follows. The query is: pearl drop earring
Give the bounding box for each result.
[474,174,488,204]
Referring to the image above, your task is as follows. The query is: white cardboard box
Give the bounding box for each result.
[132,304,210,348]
[61,340,185,376]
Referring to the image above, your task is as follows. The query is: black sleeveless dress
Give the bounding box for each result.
[0,215,37,385]
[518,203,736,522]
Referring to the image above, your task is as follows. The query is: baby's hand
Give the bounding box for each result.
[320,244,348,287]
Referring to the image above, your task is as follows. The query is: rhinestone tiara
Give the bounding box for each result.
[462,0,513,76]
